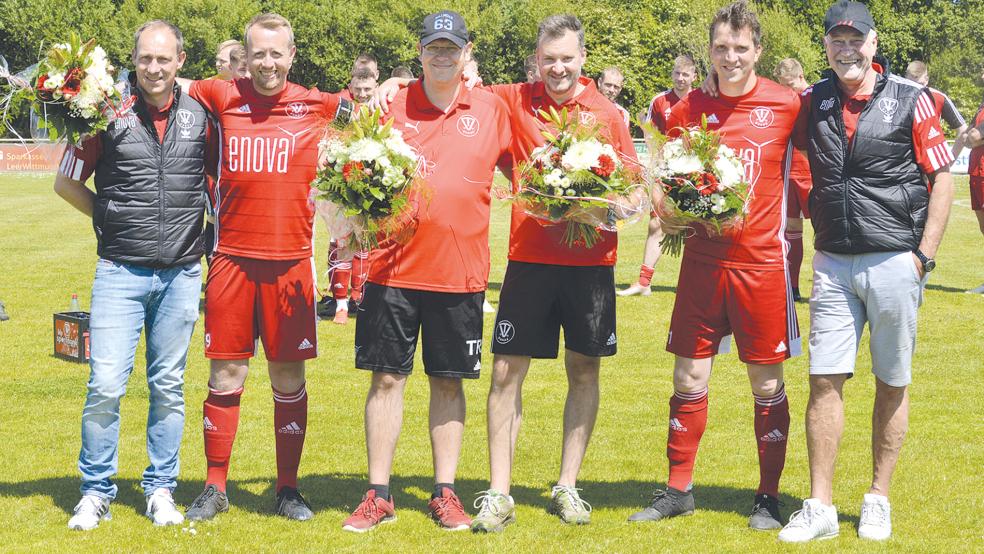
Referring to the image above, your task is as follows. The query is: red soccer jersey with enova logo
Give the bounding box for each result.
[367,80,512,293]
[646,89,682,133]
[190,78,345,260]
[666,78,801,270]
[489,77,637,267]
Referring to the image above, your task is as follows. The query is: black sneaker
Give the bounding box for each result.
[316,297,336,318]
[792,288,804,303]
[186,484,229,521]
[276,487,314,521]
[627,488,695,522]
[749,493,783,530]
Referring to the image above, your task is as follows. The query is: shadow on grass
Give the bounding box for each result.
[0,473,819,523]
[925,283,971,294]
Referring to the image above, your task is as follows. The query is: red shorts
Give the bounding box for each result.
[666,257,801,365]
[971,176,984,211]
[205,253,318,362]
[786,174,812,219]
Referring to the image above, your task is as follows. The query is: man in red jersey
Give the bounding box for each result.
[619,54,697,297]
[178,12,353,522]
[905,60,968,158]
[340,11,512,533]
[597,66,630,126]
[628,1,801,530]
[370,14,636,532]
[967,79,984,293]
[774,58,813,301]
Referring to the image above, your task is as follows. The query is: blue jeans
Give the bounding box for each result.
[78,259,201,499]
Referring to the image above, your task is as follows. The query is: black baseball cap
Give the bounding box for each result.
[824,1,876,35]
[419,11,469,47]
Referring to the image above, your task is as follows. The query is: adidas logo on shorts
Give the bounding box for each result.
[278,421,304,435]
[759,429,786,442]
[298,338,314,350]
[706,113,720,124]
[774,341,787,354]
[203,417,217,431]
[606,333,617,346]
[669,418,688,432]
[238,104,251,113]
[473,360,482,372]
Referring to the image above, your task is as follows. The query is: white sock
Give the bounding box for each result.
[336,298,349,312]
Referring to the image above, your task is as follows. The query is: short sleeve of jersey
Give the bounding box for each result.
[59,135,102,182]
[913,90,954,174]
[932,89,966,129]
[665,96,691,139]
[792,89,811,151]
[189,79,228,114]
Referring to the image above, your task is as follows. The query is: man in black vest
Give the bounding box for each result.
[779,1,954,543]
[53,20,215,531]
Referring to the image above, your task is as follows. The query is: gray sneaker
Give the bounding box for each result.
[748,494,782,530]
[68,495,111,530]
[0,301,9,321]
[186,484,229,521]
[547,485,592,524]
[628,488,695,522]
[470,489,516,533]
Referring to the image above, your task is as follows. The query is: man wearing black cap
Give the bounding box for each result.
[778,1,954,543]
[341,10,512,533]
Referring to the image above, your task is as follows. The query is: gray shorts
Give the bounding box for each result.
[808,250,928,387]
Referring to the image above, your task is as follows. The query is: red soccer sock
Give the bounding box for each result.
[638,264,656,287]
[331,262,351,301]
[754,386,790,497]
[666,388,708,491]
[350,250,369,302]
[273,383,308,493]
[203,386,243,493]
[785,231,804,290]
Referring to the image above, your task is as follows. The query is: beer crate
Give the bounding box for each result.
[54,311,90,363]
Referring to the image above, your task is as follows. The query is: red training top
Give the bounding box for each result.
[646,89,682,134]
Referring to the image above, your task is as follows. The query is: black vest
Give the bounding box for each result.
[807,72,929,254]
[92,84,208,268]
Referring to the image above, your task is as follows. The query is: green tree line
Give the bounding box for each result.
[1,0,982,136]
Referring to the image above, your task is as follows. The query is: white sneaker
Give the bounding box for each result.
[778,498,839,542]
[965,283,984,294]
[858,493,891,541]
[68,495,111,530]
[146,488,184,526]
[482,300,496,313]
[616,283,652,297]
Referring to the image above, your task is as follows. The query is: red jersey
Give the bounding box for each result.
[929,88,965,130]
[666,78,801,270]
[646,89,681,133]
[367,80,512,293]
[489,77,637,267]
[190,78,348,260]
[969,103,984,180]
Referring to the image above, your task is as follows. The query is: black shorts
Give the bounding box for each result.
[354,283,484,379]
[491,261,617,359]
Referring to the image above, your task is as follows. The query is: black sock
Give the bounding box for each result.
[369,484,389,500]
[432,482,455,499]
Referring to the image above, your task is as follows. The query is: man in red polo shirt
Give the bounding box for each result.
[339,10,511,533]
[620,54,698,297]
[177,12,353,523]
[967,87,984,293]
[629,1,802,530]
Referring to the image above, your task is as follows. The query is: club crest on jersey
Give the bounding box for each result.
[176,109,195,138]
[877,98,899,122]
[457,114,480,137]
[286,101,309,119]
[749,106,774,129]
[578,111,597,126]
[494,320,515,344]
[819,97,836,111]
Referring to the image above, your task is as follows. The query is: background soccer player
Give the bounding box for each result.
[629,1,802,530]
[619,54,697,297]
[177,12,353,522]
[905,60,968,158]
[597,66,630,126]
[967,74,984,293]
[774,57,813,301]
[214,39,246,80]
[340,10,512,532]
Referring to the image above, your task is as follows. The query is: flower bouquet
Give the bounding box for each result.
[311,106,421,258]
[0,34,121,145]
[511,106,647,248]
[648,116,749,256]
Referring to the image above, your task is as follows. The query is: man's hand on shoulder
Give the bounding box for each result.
[368,77,412,113]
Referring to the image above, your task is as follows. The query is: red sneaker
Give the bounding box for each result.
[342,490,395,532]
[427,488,471,531]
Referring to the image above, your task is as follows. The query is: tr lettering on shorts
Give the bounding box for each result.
[466,338,482,355]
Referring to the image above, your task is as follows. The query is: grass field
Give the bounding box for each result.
[0,174,981,553]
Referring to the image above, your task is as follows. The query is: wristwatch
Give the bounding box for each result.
[913,249,936,273]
